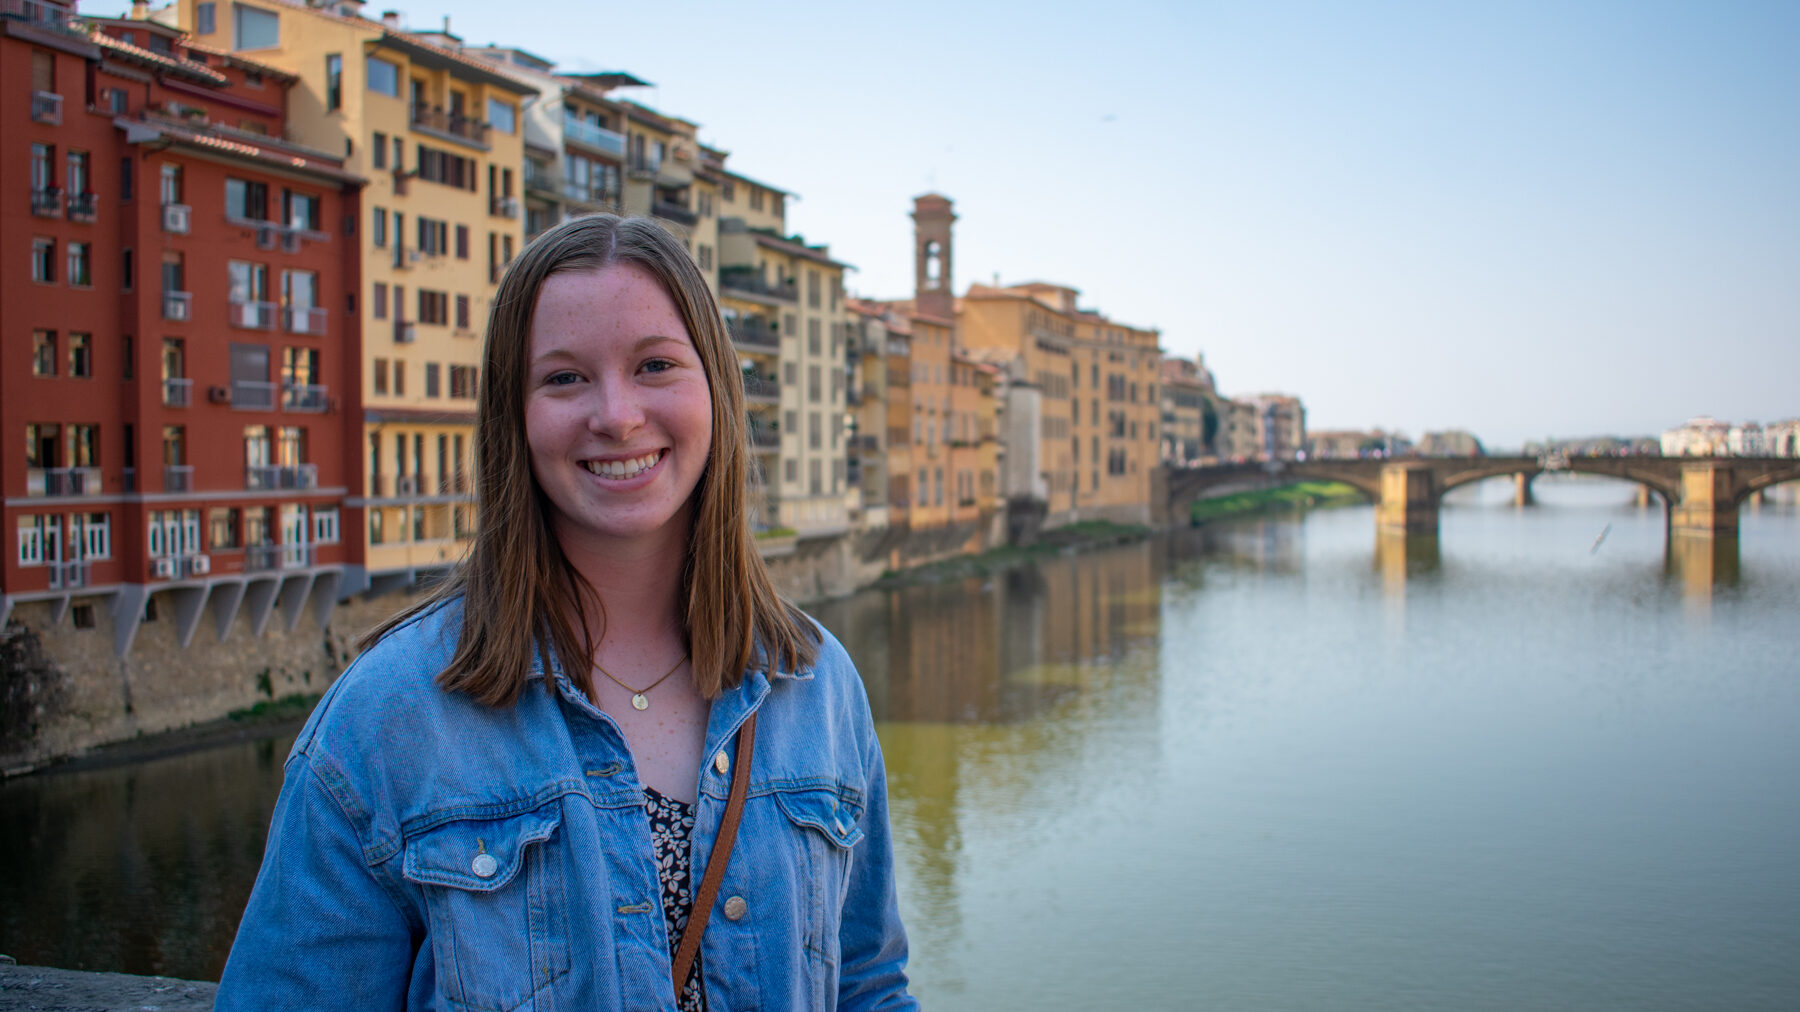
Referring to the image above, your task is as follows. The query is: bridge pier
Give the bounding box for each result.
[1513,472,1535,507]
[1635,485,1653,509]
[1376,463,1440,535]
[1669,461,1741,537]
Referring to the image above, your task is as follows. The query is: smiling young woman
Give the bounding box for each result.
[215,216,917,1012]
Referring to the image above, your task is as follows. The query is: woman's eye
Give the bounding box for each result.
[546,370,580,386]
[642,358,676,374]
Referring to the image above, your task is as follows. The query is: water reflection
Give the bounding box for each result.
[0,733,294,979]
[1373,531,1443,591]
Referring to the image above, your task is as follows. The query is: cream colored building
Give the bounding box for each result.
[1243,394,1306,461]
[175,0,535,588]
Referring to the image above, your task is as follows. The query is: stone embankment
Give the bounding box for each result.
[0,959,215,1011]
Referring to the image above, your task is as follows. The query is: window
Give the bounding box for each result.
[122,335,133,379]
[68,425,98,467]
[394,360,405,395]
[449,364,478,398]
[372,282,388,319]
[232,3,279,49]
[487,97,515,134]
[417,289,448,325]
[324,54,341,111]
[425,362,441,398]
[455,224,468,259]
[122,247,133,290]
[808,365,821,403]
[455,294,470,330]
[32,238,54,283]
[31,143,55,198]
[367,56,399,97]
[119,155,133,197]
[808,319,821,355]
[311,507,339,544]
[283,190,320,230]
[68,333,91,377]
[417,216,448,256]
[160,164,181,205]
[225,177,267,221]
[67,242,91,286]
[33,331,56,376]
[809,411,822,450]
[373,358,388,395]
[417,145,475,189]
[209,508,239,548]
[196,1,216,34]
[67,150,90,197]
[17,516,51,566]
[371,132,387,169]
[371,206,387,247]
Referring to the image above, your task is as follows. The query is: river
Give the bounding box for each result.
[4,476,1798,1010]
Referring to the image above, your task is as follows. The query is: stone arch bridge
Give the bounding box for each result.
[1160,456,1800,537]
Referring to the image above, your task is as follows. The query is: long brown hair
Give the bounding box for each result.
[361,215,818,704]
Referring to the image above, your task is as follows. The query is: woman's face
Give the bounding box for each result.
[524,264,714,557]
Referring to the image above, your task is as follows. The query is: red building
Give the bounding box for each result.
[2,0,362,654]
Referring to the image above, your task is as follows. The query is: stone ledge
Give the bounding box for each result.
[0,961,216,1011]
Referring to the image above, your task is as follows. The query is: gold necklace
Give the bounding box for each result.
[592,652,687,711]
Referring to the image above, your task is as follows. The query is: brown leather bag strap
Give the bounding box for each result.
[671,711,757,997]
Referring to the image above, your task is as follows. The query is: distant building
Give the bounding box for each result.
[1307,430,1376,460]
[1661,417,1732,456]
[1159,358,1210,466]
[1243,394,1306,461]
[1726,422,1765,457]
[1766,420,1800,458]
[1418,430,1485,456]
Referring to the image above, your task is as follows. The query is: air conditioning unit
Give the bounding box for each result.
[164,295,191,321]
[188,554,211,576]
[500,197,520,219]
[208,385,231,404]
[162,203,191,233]
[152,557,177,579]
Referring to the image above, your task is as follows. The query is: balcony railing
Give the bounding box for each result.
[3,0,83,35]
[244,544,281,571]
[411,104,489,148]
[395,320,416,344]
[742,375,781,401]
[245,463,319,490]
[231,380,276,411]
[30,186,62,217]
[163,291,192,321]
[562,116,626,159]
[748,425,781,450]
[523,161,556,194]
[719,270,798,303]
[27,466,100,496]
[163,377,192,407]
[164,465,193,492]
[284,306,327,334]
[561,182,622,211]
[728,318,781,351]
[30,90,61,124]
[282,543,315,568]
[282,383,328,413]
[626,151,662,178]
[230,299,277,330]
[47,560,88,590]
[66,191,96,223]
[653,200,698,227]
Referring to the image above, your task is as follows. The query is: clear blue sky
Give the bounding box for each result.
[363,0,1797,448]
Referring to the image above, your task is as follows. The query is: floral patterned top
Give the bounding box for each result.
[644,787,706,1012]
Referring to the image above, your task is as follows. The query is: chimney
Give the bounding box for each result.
[381,9,400,30]
[130,0,149,18]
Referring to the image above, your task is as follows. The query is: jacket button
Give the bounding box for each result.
[714,751,730,776]
[723,895,747,921]
[471,853,497,878]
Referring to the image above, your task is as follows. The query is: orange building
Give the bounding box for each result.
[3,3,360,653]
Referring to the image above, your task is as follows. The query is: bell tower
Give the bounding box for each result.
[911,193,956,320]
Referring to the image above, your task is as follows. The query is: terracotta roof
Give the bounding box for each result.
[122,112,362,184]
[92,30,228,85]
[750,230,852,270]
[183,40,299,81]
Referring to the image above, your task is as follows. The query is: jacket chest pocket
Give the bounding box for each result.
[402,803,571,1012]
[771,787,865,968]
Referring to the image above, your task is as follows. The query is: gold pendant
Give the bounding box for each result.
[631,693,649,711]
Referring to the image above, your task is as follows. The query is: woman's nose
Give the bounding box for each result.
[587,373,644,437]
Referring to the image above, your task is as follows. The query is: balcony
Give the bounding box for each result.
[489,195,519,219]
[742,375,781,402]
[395,320,416,344]
[66,191,96,223]
[284,306,327,334]
[163,291,192,321]
[282,383,328,413]
[162,377,192,407]
[560,182,622,212]
[411,104,489,149]
[47,560,88,590]
[30,186,62,218]
[245,463,319,490]
[653,200,698,227]
[748,424,781,451]
[523,160,556,196]
[164,465,193,492]
[230,299,277,330]
[244,544,281,571]
[26,466,100,496]
[562,116,626,159]
[626,152,661,180]
[4,0,83,35]
[719,270,798,304]
[727,317,781,351]
[231,380,276,411]
[30,90,61,124]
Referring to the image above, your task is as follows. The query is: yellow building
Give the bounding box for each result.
[618,101,718,284]
[960,281,1162,526]
[175,0,535,589]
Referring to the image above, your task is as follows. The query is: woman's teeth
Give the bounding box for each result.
[584,452,661,479]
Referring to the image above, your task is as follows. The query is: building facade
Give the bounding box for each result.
[5,2,360,653]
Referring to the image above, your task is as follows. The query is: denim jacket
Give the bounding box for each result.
[216,599,915,1011]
